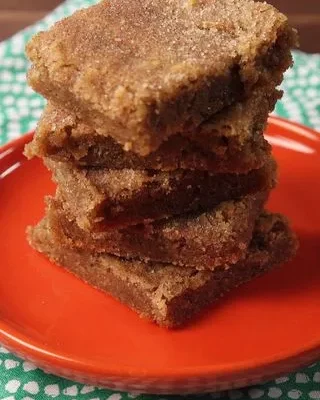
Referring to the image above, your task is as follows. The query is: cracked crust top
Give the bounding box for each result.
[26,0,297,155]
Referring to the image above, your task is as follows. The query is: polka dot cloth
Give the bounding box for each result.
[0,1,319,399]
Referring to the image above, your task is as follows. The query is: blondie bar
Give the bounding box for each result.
[26,0,297,155]
[44,191,267,268]
[28,212,298,327]
[25,89,277,172]
[46,158,276,230]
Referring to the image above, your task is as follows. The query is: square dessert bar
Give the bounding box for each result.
[28,212,298,327]
[44,191,267,269]
[45,158,276,231]
[26,0,297,155]
[25,89,278,172]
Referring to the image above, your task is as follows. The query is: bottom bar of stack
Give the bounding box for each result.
[28,211,298,328]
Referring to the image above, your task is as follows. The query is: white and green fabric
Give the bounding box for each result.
[0,1,320,399]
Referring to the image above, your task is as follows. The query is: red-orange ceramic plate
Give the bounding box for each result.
[0,116,320,394]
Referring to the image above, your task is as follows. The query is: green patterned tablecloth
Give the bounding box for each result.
[0,1,320,399]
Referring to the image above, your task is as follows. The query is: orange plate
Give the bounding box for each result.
[0,117,320,394]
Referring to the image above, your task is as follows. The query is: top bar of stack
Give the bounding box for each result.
[26,0,297,155]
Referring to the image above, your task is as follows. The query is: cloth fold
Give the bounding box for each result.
[0,1,319,399]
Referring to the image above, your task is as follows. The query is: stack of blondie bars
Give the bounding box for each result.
[25,0,298,327]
